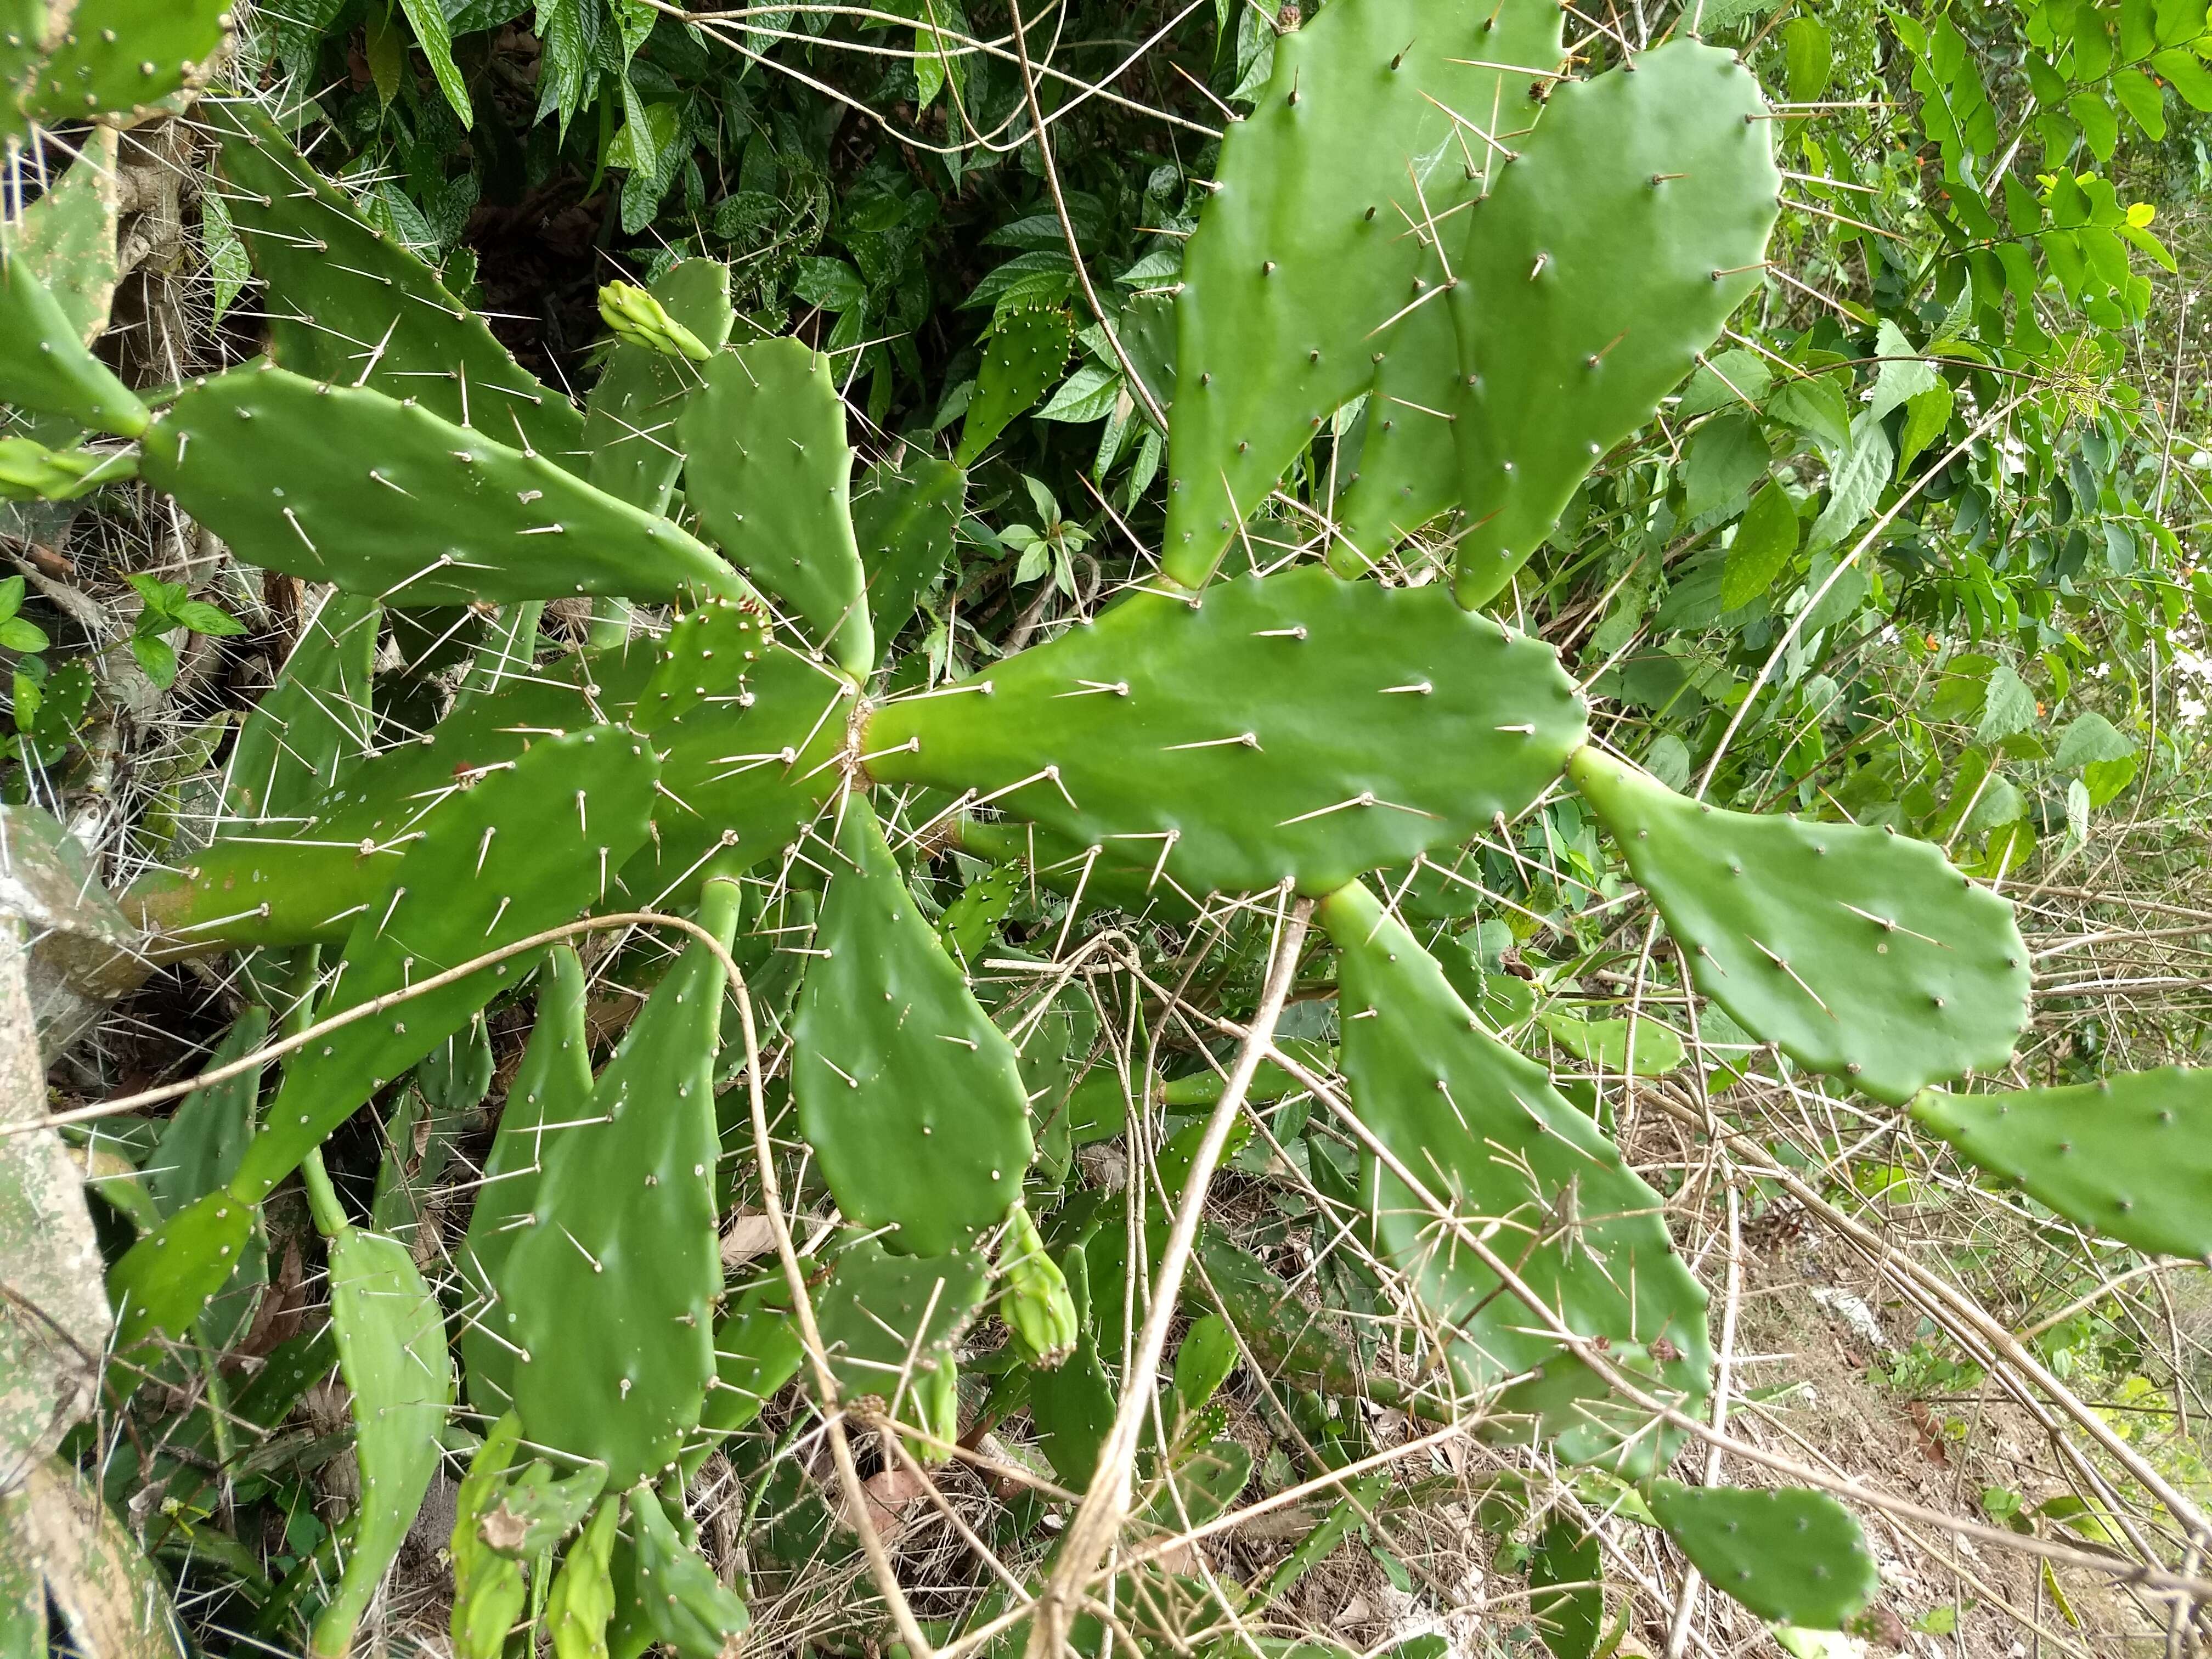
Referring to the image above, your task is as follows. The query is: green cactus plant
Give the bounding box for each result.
[958,304,1074,466]
[793,794,1034,1255]
[504,876,742,1488]
[1567,745,2032,1104]
[811,1234,989,1457]
[1446,41,1782,607]
[1909,1068,2212,1261]
[679,337,874,672]
[1162,0,1565,587]
[1646,1481,1878,1630]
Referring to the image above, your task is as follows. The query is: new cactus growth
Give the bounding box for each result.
[1909,1069,2212,1261]
[957,304,1074,466]
[1646,1482,1878,1630]
[1568,746,2032,1104]
[793,795,1034,1254]
[597,281,714,364]
[628,1482,752,1658]
[811,1235,988,1457]
[679,337,874,673]
[865,567,1587,898]
[505,876,742,1488]
[584,263,736,516]
[1163,0,1565,588]
[1000,1200,1079,1367]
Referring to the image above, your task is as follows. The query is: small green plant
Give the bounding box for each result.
[123,572,245,688]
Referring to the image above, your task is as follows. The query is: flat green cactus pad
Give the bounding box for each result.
[583,259,734,515]
[0,248,147,435]
[699,1283,805,1441]
[105,1186,255,1348]
[679,337,873,673]
[16,0,229,129]
[956,304,1072,467]
[223,592,380,827]
[312,1224,454,1659]
[506,878,740,1489]
[1321,879,1708,1475]
[1329,288,1462,573]
[1162,0,1565,588]
[1910,1068,2212,1262]
[204,100,585,465]
[1568,746,2030,1104]
[622,633,854,912]
[854,454,966,653]
[1448,42,1780,607]
[866,567,1586,899]
[1647,1481,1878,1630]
[141,366,747,609]
[461,946,592,1414]
[628,1483,751,1658]
[812,1235,987,1419]
[14,127,121,345]
[224,725,659,1204]
[793,796,1034,1255]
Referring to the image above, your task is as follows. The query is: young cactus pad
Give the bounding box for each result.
[1567,745,2031,1104]
[505,878,741,1488]
[583,261,736,516]
[1646,1481,1878,1630]
[461,945,592,1412]
[812,1235,988,1448]
[1447,42,1781,608]
[793,795,1034,1255]
[864,567,1587,898]
[222,591,380,827]
[1909,1068,2212,1262]
[313,1222,455,1659]
[627,1483,752,1659]
[1162,0,1565,588]
[854,454,967,653]
[1321,879,1710,1475]
[140,367,748,610]
[678,337,874,673]
[204,100,585,462]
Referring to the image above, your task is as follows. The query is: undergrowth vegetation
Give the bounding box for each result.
[3,1,2212,1657]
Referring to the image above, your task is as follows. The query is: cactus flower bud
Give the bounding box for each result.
[596,280,712,363]
[999,1201,1079,1369]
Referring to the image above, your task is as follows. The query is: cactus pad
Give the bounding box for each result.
[1448,43,1780,607]
[793,796,1034,1254]
[141,366,746,608]
[14,127,121,345]
[505,877,741,1488]
[15,0,229,128]
[679,338,873,673]
[313,1222,455,1659]
[1321,879,1708,1475]
[105,1186,255,1347]
[627,1483,751,1658]
[1163,0,1565,588]
[865,567,1585,898]
[1647,1481,1877,1629]
[0,249,147,435]
[584,260,734,515]
[225,725,658,1203]
[956,304,1072,466]
[813,1235,987,1446]
[461,945,592,1413]
[224,592,380,827]
[854,454,966,653]
[1567,746,2030,1104]
[205,100,585,464]
[1909,1069,2212,1262]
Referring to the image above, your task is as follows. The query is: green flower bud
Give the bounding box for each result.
[596,280,712,363]
[1000,1201,1079,1369]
